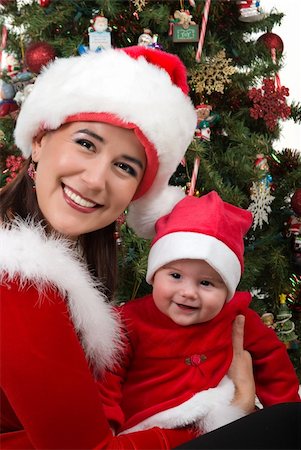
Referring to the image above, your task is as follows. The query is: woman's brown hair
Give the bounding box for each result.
[0,158,117,301]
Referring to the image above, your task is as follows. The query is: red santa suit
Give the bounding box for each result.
[99,293,300,435]
[0,221,196,449]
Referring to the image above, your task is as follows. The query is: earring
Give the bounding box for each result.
[27,160,37,188]
[114,222,122,246]
[115,213,126,246]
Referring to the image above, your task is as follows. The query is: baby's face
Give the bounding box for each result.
[152,259,228,326]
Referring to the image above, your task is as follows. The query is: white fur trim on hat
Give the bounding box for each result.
[127,185,186,239]
[146,232,241,301]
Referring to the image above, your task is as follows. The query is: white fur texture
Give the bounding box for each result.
[127,185,186,239]
[122,376,245,435]
[0,220,121,372]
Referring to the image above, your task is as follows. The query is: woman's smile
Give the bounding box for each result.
[31,122,146,237]
[62,184,99,212]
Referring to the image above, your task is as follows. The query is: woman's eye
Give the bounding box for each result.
[171,272,181,279]
[76,139,95,151]
[115,162,137,177]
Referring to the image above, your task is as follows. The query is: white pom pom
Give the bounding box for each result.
[127,185,185,239]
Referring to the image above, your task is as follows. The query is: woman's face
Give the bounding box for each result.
[32,122,146,238]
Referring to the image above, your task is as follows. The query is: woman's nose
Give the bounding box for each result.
[81,159,108,191]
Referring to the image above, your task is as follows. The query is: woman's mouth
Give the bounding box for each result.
[62,184,100,212]
[63,185,96,207]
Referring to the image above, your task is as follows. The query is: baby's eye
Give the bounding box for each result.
[200,280,212,287]
[115,162,137,177]
[170,272,181,279]
[76,139,95,151]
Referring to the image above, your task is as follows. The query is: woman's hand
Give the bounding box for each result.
[228,315,256,414]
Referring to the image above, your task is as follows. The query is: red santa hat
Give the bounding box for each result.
[14,46,196,238]
[146,192,253,301]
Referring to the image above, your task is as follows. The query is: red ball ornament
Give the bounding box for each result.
[257,32,284,54]
[25,41,56,74]
[38,0,51,6]
[291,189,301,216]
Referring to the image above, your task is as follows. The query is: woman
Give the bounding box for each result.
[0,46,293,449]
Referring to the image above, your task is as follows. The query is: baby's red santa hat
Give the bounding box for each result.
[14,46,196,238]
[146,192,253,301]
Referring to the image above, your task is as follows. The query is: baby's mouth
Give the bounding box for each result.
[175,303,198,310]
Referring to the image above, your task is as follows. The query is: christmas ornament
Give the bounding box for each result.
[12,70,36,96]
[248,78,291,131]
[291,188,301,216]
[190,50,235,95]
[261,312,275,329]
[289,191,301,272]
[0,24,8,68]
[137,28,153,47]
[0,79,18,117]
[25,41,56,74]
[14,83,35,105]
[275,294,298,348]
[236,0,265,22]
[268,149,300,177]
[196,0,211,61]
[248,182,275,230]
[16,0,35,9]
[0,79,15,100]
[131,0,147,12]
[257,32,284,55]
[195,104,220,141]
[1,53,20,78]
[38,0,51,6]
[258,33,284,101]
[3,155,25,184]
[292,235,301,272]
[0,99,18,117]
[254,153,273,187]
[187,156,200,196]
[88,15,112,52]
[286,214,301,237]
[169,9,199,43]
[287,274,301,318]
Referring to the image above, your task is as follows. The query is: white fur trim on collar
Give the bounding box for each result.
[122,376,246,435]
[0,219,121,372]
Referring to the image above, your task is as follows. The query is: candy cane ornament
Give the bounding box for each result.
[188,156,200,196]
[271,48,281,90]
[0,25,8,69]
[196,0,211,62]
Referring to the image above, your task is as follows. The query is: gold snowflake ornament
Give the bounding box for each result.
[190,50,236,95]
[132,0,147,12]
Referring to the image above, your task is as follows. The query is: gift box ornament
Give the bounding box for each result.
[170,9,199,43]
[88,15,111,52]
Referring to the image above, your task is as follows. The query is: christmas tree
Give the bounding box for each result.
[1,0,300,378]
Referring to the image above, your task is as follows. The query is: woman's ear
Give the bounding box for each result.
[31,130,47,162]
